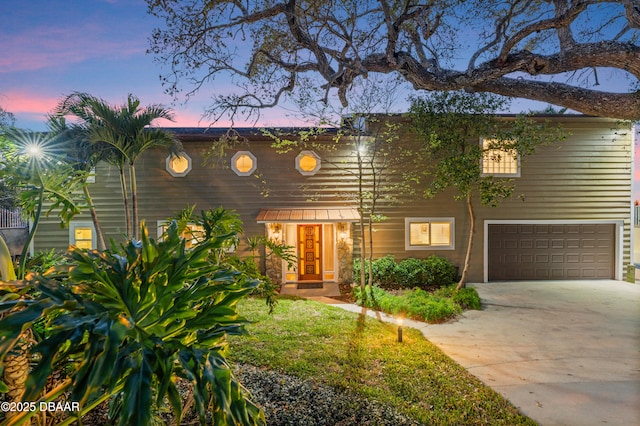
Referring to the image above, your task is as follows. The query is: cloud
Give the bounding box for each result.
[0,91,58,115]
[0,22,146,73]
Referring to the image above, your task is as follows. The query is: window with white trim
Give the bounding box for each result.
[157,221,237,252]
[69,221,96,249]
[481,138,520,177]
[405,217,454,250]
[157,221,205,249]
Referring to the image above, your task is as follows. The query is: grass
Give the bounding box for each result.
[229,297,536,426]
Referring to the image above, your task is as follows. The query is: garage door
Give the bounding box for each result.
[488,223,615,280]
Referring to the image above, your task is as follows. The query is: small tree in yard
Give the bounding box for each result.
[409,91,565,289]
[265,76,415,301]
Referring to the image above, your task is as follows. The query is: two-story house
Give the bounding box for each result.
[31,115,634,285]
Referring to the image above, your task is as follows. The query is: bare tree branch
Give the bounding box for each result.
[147,0,640,121]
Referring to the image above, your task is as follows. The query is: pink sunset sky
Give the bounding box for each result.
[0,0,301,131]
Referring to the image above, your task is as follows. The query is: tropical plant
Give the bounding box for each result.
[0,221,265,426]
[0,129,86,279]
[55,92,183,239]
[168,206,291,312]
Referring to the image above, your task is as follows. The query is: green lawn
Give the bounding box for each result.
[228,297,536,426]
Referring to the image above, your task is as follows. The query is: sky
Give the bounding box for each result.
[0,0,303,131]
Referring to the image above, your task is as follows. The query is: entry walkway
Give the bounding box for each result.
[325,280,640,426]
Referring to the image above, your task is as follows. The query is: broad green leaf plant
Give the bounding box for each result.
[0,221,265,426]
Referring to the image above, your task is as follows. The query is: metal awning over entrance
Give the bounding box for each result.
[256,208,360,223]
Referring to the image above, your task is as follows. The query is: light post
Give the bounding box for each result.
[396,317,403,343]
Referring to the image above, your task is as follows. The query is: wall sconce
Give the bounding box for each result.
[337,223,347,242]
[396,317,404,343]
[270,223,282,242]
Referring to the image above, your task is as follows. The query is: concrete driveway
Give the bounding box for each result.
[419,280,640,426]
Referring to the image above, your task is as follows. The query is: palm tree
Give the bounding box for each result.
[47,116,108,250]
[56,93,183,239]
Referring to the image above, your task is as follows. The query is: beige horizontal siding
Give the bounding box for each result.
[33,116,633,283]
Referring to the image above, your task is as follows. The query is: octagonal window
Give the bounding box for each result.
[296,150,321,176]
[166,153,192,177]
[231,151,257,176]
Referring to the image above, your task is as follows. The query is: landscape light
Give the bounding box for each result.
[396,317,404,343]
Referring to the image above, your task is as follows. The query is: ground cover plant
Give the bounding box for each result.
[354,285,482,323]
[228,298,536,426]
[351,255,479,322]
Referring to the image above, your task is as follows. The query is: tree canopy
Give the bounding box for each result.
[147,0,640,121]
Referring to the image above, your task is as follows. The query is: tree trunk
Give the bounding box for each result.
[3,340,30,402]
[119,166,132,239]
[83,185,106,250]
[358,215,367,303]
[130,164,139,240]
[18,186,44,280]
[457,192,475,290]
[1,311,32,425]
[367,215,374,290]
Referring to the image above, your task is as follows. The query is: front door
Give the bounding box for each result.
[298,224,322,280]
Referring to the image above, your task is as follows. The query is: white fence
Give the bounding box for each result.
[0,209,28,229]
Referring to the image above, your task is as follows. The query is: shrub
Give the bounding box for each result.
[395,258,429,288]
[422,255,458,286]
[24,248,69,275]
[435,286,482,310]
[352,255,398,288]
[354,256,457,290]
[353,284,479,323]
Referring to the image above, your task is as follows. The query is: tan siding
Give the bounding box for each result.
[32,117,633,283]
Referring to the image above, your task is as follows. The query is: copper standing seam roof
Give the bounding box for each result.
[255,208,360,223]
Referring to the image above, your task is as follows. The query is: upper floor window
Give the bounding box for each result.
[166,153,192,177]
[231,151,257,176]
[481,138,520,177]
[405,217,454,250]
[296,150,321,176]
